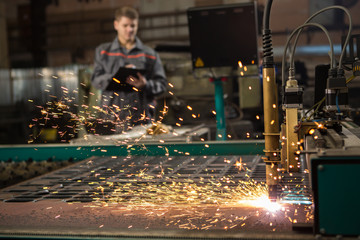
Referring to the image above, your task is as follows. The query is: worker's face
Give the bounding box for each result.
[114,16,138,43]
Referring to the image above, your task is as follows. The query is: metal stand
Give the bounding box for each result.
[212,78,227,140]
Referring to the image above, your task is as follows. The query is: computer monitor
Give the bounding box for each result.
[187,2,259,69]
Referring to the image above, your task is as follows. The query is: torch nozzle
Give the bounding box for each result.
[268,185,278,202]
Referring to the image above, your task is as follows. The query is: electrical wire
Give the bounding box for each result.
[262,0,274,67]
[335,90,341,113]
[263,0,273,30]
[346,75,355,84]
[302,97,325,121]
[283,6,353,121]
[282,23,334,88]
[290,6,353,71]
[302,75,356,121]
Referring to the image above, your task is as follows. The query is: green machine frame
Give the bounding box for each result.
[311,157,360,237]
[0,140,265,162]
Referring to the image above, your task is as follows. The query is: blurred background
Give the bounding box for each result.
[0,0,360,144]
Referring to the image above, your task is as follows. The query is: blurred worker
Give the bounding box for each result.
[91,6,167,133]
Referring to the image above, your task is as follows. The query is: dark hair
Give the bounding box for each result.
[114,6,139,20]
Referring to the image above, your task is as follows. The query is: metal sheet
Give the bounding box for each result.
[0,154,313,239]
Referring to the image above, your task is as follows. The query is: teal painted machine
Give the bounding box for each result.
[311,157,360,236]
[306,125,360,237]
[0,140,264,162]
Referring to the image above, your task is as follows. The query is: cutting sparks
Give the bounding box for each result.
[83,168,312,231]
[245,195,281,212]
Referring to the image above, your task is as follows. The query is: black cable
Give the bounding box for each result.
[263,0,273,29]
[262,0,274,68]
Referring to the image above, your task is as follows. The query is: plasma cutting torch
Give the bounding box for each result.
[261,0,280,201]
[261,0,354,202]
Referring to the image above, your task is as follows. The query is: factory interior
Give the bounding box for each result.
[1,0,360,239]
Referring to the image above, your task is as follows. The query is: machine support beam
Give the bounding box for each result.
[0,141,265,162]
[213,78,227,141]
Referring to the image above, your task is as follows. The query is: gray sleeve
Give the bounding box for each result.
[91,47,112,91]
[144,52,167,97]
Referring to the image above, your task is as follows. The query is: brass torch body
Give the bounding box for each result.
[262,67,280,190]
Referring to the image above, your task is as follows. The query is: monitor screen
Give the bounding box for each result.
[187,3,258,69]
